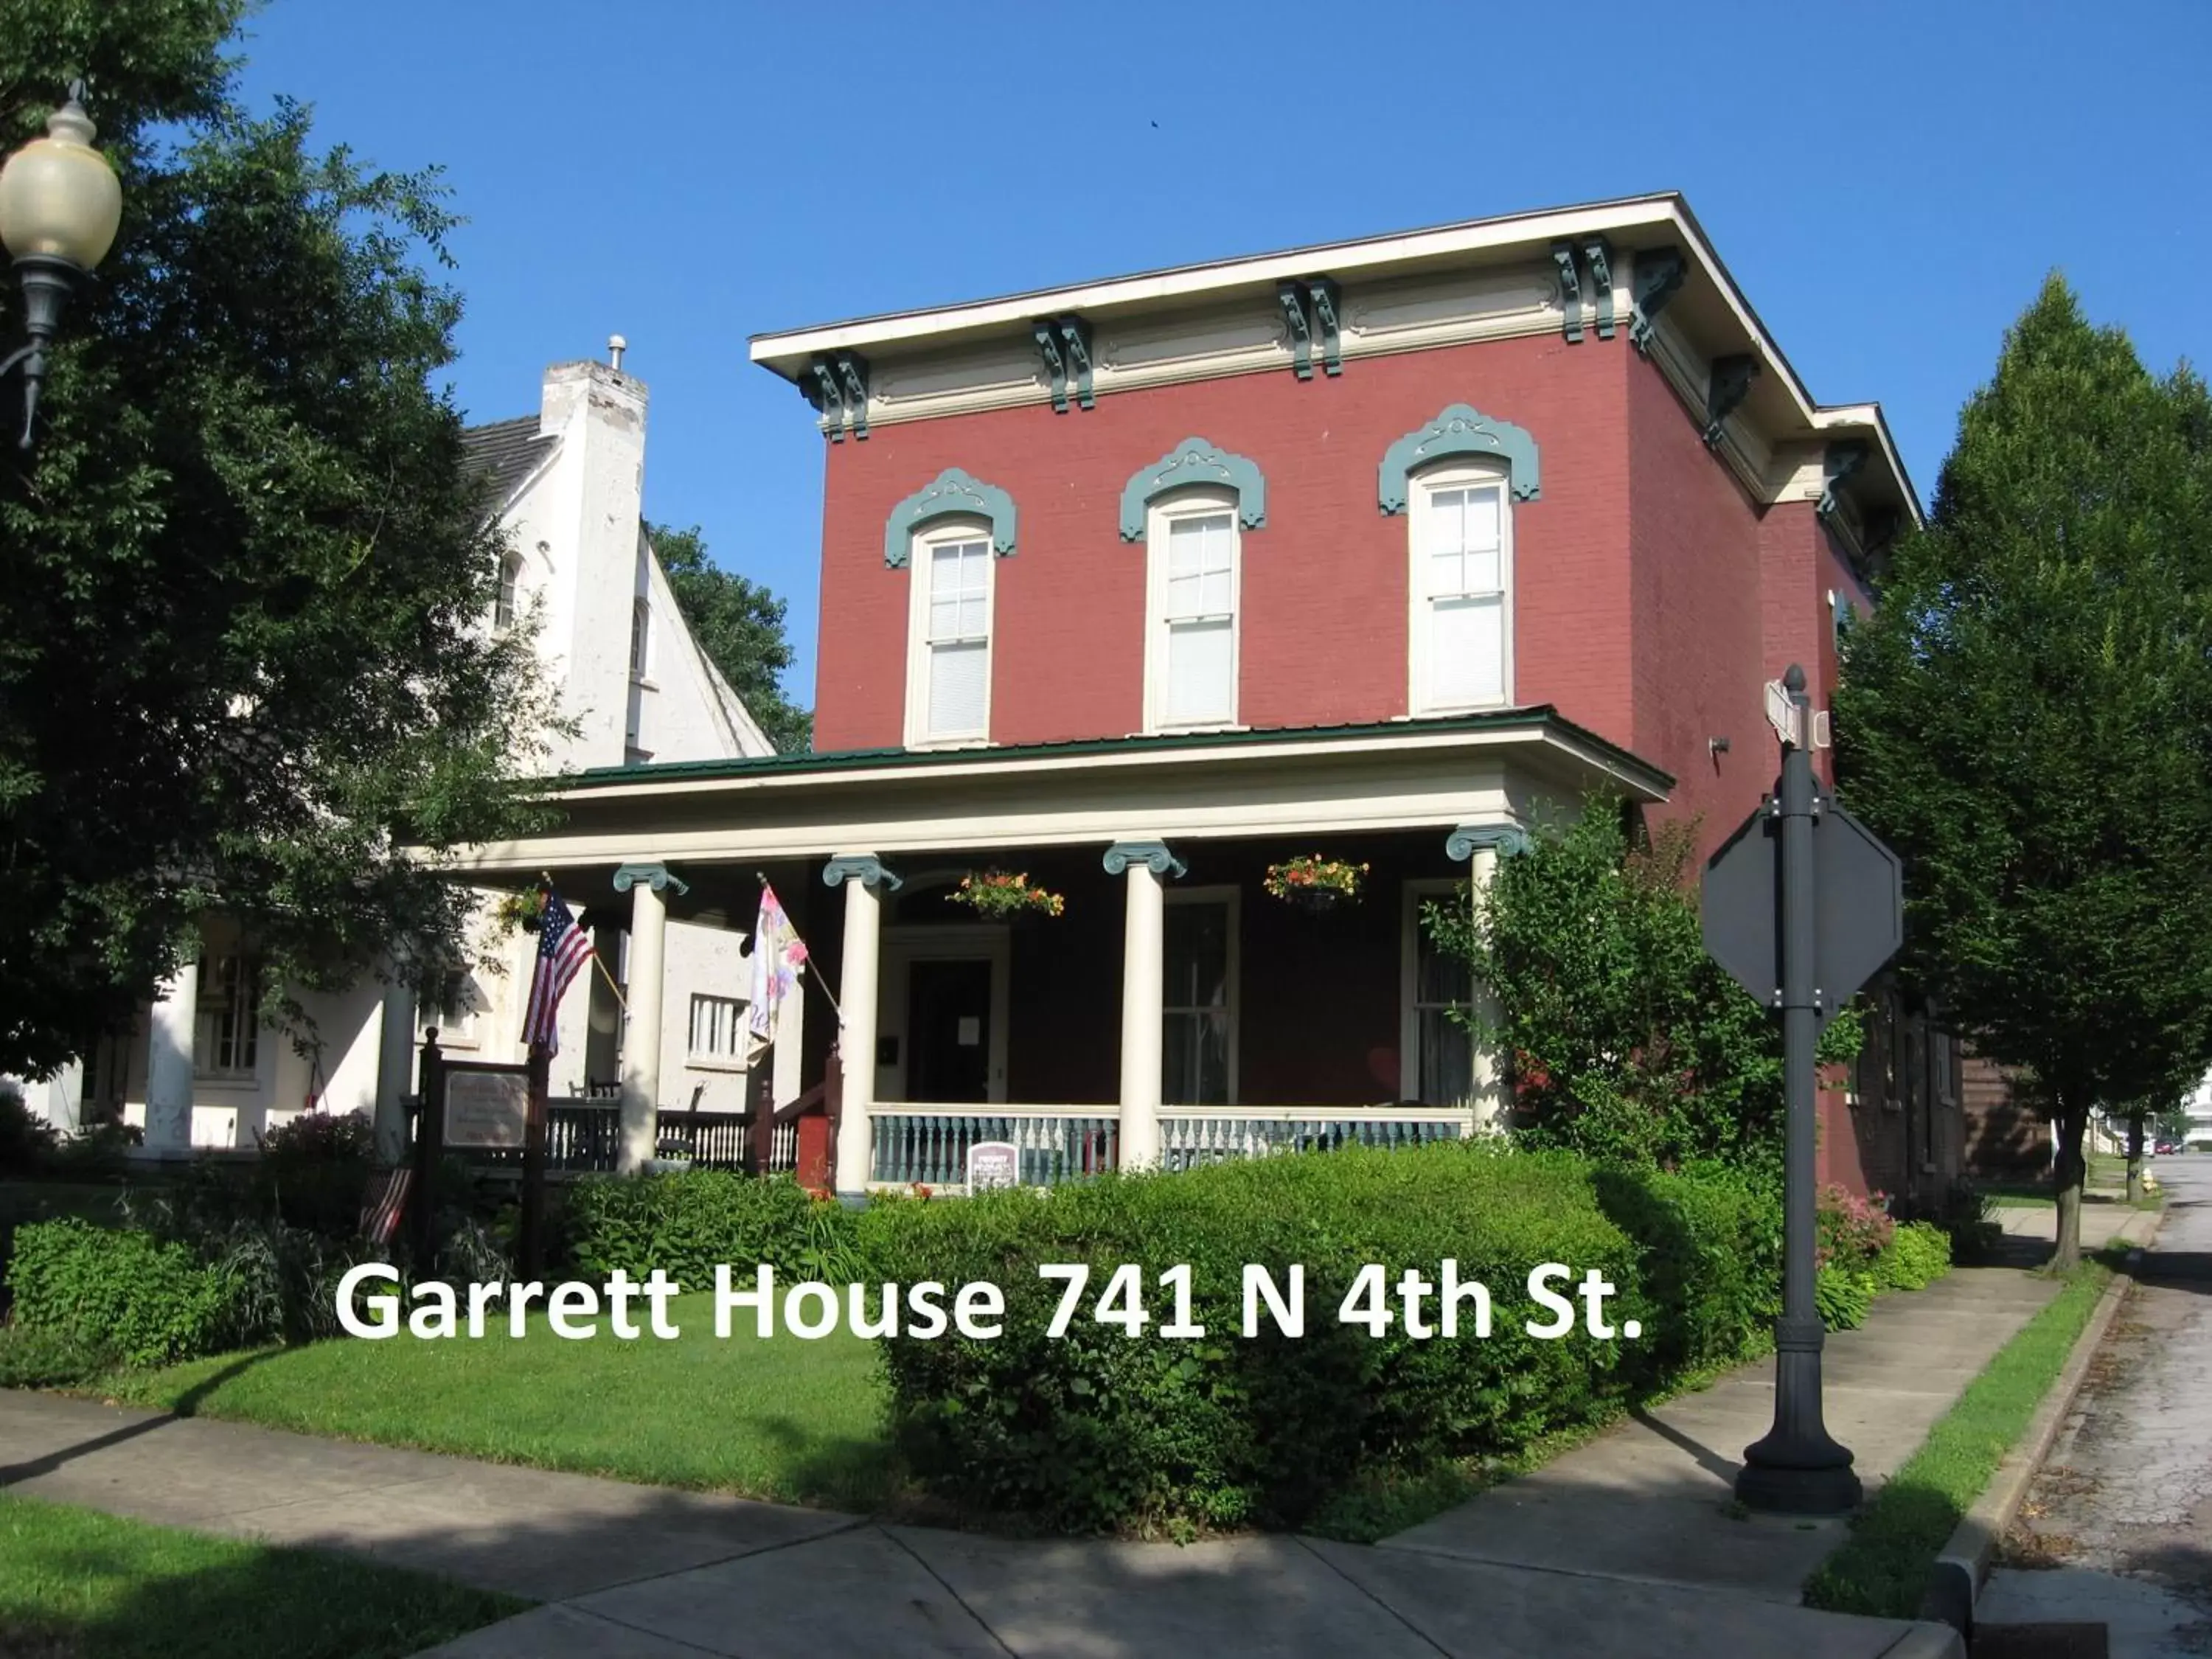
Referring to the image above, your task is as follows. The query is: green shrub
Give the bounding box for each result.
[0,1320,113,1387]
[559,1169,850,1286]
[1874,1220,1952,1291]
[855,1142,1776,1535]
[5,1220,266,1367]
[0,1085,60,1178]
[252,1110,378,1239]
[1815,1264,1876,1331]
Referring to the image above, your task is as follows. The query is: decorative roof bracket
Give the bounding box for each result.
[1277,279,1315,380]
[1551,242,1584,344]
[1273,276,1343,381]
[1629,247,1686,355]
[804,350,870,442]
[1582,236,1615,340]
[1034,316,1093,412]
[1704,354,1759,448]
[1058,315,1095,410]
[1819,439,1870,520]
[1308,276,1342,376]
[1033,319,1069,413]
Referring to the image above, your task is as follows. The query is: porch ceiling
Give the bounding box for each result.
[443,710,1670,879]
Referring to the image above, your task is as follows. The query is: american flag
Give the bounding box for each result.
[524,886,594,1056]
[360,1166,411,1249]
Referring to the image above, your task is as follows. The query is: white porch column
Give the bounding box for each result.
[145,958,201,1155]
[613,861,689,1175]
[1446,822,1530,1130]
[1106,841,1185,1170]
[824,855,900,1199]
[373,973,416,1164]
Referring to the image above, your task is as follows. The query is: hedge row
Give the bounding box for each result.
[846,1143,1781,1534]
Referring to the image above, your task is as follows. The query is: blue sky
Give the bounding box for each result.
[232,0,2208,709]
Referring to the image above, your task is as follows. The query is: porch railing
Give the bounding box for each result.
[866,1104,1474,1188]
[869,1106,1119,1189]
[1158,1107,1472,1169]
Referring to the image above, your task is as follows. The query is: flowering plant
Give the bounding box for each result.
[1263,854,1370,902]
[1815,1183,1893,1270]
[946,871,1065,919]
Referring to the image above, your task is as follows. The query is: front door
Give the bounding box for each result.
[905,958,992,1103]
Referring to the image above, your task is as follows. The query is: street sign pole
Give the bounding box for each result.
[1737,664,1862,1514]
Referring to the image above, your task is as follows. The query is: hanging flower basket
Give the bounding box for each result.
[945,870,1066,921]
[492,887,547,936]
[1264,855,1369,911]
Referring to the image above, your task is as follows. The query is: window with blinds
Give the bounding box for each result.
[689,993,746,1062]
[925,535,991,740]
[1413,474,1510,713]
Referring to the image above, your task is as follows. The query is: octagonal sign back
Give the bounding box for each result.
[1701,790,1904,1027]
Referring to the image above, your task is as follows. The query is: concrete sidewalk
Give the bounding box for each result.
[6,1214,2148,1658]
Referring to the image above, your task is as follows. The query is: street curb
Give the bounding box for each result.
[1918,1202,2164,1635]
[1879,1622,1968,1659]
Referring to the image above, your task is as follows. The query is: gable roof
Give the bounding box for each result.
[461,415,558,507]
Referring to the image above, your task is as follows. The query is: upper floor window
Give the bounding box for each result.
[495,552,522,630]
[905,520,994,746]
[629,597,651,682]
[1147,491,1240,731]
[1409,465,1512,714]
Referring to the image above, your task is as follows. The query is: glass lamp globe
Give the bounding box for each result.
[0,93,122,273]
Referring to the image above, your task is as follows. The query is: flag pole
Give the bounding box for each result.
[540,870,628,1015]
[593,952,630,1015]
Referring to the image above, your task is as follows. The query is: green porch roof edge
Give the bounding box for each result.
[550,708,1674,797]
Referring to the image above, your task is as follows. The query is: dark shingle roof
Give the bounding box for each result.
[462,416,557,504]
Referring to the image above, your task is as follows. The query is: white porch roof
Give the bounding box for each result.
[444,709,1672,880]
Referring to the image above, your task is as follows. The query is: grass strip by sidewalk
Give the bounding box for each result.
[97,1291,893,1512]
[0,1492,524,1659]
[1802,1261,2112,1619]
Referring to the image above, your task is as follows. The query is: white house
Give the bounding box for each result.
[21,344,790,1155]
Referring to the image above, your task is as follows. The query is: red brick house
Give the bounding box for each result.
[454,193,1942,1201]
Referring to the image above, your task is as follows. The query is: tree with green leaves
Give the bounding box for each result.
[1834,277,2212,1268]
[0,2,556,1077]
[1425,801,1858,1182]
[648,521,811,754]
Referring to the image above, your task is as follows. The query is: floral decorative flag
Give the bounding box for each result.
[746,881,808,1062]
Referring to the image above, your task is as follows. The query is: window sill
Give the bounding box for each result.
[190,1076,260,1091]
[1142,721,1248,739]
[685,1057,748,1074]
[906,735,992,753]
[1403,700,1514,721]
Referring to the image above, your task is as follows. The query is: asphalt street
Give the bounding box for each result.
[1981,1157,2212,1655]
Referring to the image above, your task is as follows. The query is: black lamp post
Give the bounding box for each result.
[0,84,123,451]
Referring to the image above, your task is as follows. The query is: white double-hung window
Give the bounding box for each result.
[1148,493,1239,731]
[906,521,994,746]
[1411,467,1512,713]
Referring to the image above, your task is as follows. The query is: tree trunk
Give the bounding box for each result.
[2127,1115,2146,1205]
[2052,1096,2088,1273]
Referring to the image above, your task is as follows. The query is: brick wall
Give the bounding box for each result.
[813,334,1638,754]
[1625,352,1770,863]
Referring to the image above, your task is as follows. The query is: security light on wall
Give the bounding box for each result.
[0,83,124,449]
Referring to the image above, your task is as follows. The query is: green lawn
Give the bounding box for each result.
[1802,1261,2112,1618]
[101,1293,894,1512]
[0,1493,523,1659]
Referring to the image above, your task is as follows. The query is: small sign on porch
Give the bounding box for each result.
[967,1139,1019,1190]
[444,1068,529,1150]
